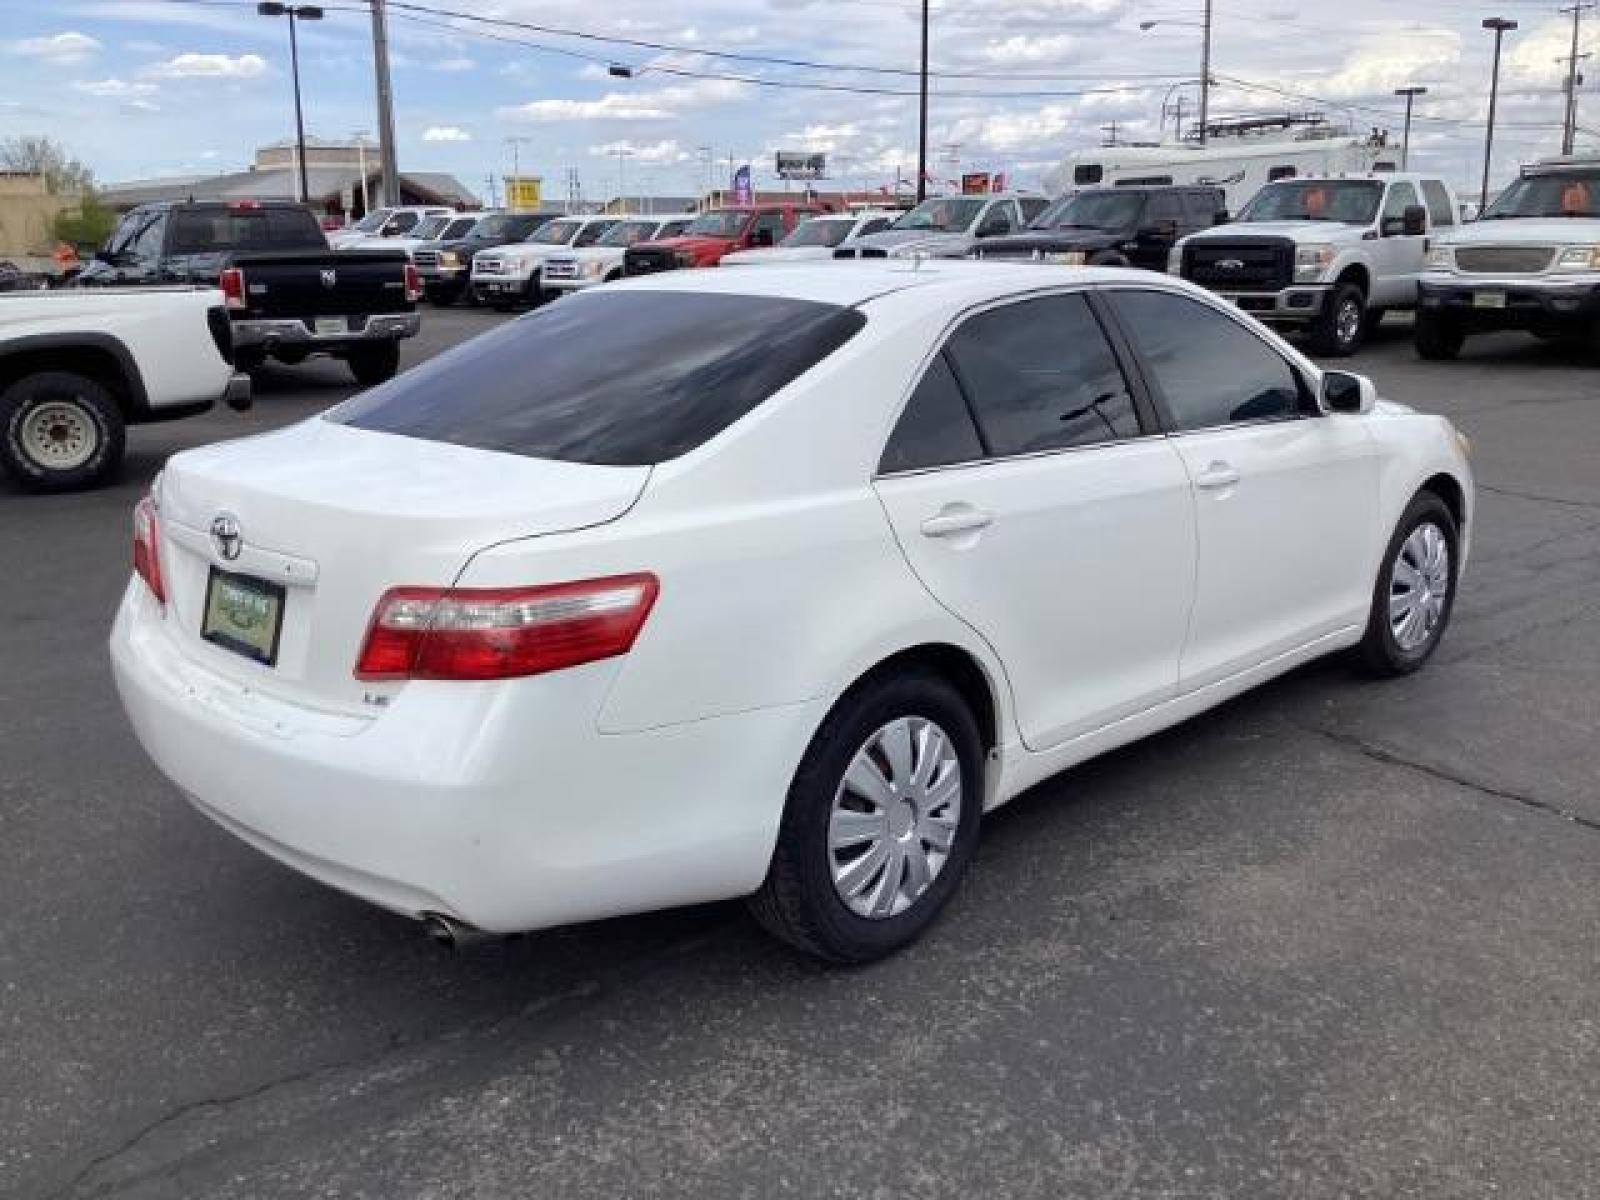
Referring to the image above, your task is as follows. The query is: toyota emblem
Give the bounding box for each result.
[210,513,243,561]
[320,268,337,289]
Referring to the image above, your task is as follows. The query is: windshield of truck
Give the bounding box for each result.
[1482,170,1600,219]
[412,216,449,240]
[1046,191,1145,230]
[892,196,986,232]
[351,208,393,233]
[1239,181,1383,224]
[597,220,662,247]
[527,219,581,245]
[782,218,853,247]
[470,214,535,240]
[684,211,749,238]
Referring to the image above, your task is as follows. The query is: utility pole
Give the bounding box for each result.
[1560,4,1596,155]
[1101,121,1122,147]
[1394,86,1427,169]
[1199,0,1214,146]
[917,0,929,202]
[1481,17,1519,213]
[1164,93,1189,141]
[368,0,400,207]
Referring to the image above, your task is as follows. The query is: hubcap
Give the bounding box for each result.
[1336,299,1363,345]
[1389,522,1451,652]
[829,716,962,920]
[19,400,96,471]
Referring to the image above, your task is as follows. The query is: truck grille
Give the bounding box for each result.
[624,247,678,276]
[1184,238,1294,292]
[1453,245,1556,274]
[474,256,507,276]
[412,251,438,269]
[544,258,580,280]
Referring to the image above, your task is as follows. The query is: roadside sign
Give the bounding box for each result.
[506,176,543,210]
[961,172,991,195]
[776,152,826,180]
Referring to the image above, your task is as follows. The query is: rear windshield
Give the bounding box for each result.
[330,290,866,466]
[168,206,327,254]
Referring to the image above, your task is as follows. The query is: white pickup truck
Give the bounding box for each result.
[1173,173,1460,355]
[0,287,248,492]
[1416,157,1600,359]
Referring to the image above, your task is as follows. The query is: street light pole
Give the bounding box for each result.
[917,0,929,202]
[1394,86,1427,170]
[257,4,323,205]
[1481,17,1519,214]
[1199,0,1213,147]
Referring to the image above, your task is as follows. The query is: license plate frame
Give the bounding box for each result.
[201,567,287,667]
[313,316,348,336]
[1473,291,1507,309]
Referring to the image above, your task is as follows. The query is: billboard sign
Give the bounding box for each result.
[961,171,992,195]
[776,151,827,180]
[505,176,542,210]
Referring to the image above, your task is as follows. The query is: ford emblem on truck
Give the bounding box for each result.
[320,269,337,289]
[1218,259,1245,270]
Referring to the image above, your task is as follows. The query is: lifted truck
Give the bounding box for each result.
[0,287,249,492]
[77,200,420,384]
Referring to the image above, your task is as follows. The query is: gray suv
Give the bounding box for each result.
[834,193,1048,259]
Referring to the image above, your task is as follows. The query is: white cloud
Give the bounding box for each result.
[143,52,269,80]
[589,138,691,163]
[72,77,159,98]
[502,78,745,123]
[979,34,1079,65]
[433,56,475,72]
[8,32,102,64]
[423,126,472,142]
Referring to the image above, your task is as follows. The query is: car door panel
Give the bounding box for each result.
[1106,287,1383,691]
[873,293,1198,751]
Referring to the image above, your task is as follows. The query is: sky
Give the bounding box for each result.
[1,0,1597,205]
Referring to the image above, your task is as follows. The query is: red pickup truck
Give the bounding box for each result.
[624,203,829,275]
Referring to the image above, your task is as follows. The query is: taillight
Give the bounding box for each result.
[404,262,421,302]
[355,574,659,681]
[219,267,245,310]
[132,494,166,606]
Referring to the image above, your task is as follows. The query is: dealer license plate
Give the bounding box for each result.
[314,316,348,336]
[1473,291,1507,309]
[201,568,286,666]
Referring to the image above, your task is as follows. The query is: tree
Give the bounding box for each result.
[0,136,94,194]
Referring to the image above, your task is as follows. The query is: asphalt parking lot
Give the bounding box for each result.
[3,307,1597,1200]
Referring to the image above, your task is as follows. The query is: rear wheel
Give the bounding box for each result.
[0,370,125,493]
[346,342,401,386]
[750,668,983,963]
[1357,492,1459,677]
[1414,311,1465,361]
[1308,282,1367,357]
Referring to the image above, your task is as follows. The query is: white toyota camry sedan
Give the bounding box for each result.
[112,262,1472,962]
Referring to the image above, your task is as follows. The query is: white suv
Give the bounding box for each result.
[1416,158,1600,359]
[469,215,619,308]
[542,214,693,295]
[1173,174,1458,356]
[328,205,454,249]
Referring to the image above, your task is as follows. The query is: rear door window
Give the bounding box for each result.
[1182,191,1222,223]
[331,291,866,466]
[879,353,985,474]
[943,293,1141,455]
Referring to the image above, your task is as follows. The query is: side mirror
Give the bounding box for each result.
[1321,370,1376,415]
[1212,209,1230,225]
[1402,203,1428,236]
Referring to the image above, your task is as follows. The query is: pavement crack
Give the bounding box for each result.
[1478,482,1600,513]
[1294,721,1600,836]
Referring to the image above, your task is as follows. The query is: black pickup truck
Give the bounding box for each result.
[77,200,420,384]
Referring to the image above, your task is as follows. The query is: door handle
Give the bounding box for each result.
[1194,461,1241,489]
[920,508,994,538]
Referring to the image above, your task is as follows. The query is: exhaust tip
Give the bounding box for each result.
[420,912,494,950]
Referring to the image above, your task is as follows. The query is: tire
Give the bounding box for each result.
[749,668,984,963]
[0,370,125,493]
[346,342,401,386]
[1308,282,1367,357]
[1413,311,1465,361]
[1356,491,1459,677]
[424,286,456,307]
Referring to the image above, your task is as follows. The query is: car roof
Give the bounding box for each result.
[607,258,1194,310]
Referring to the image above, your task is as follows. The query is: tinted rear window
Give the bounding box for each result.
[330,290,866,466]
[168,206,326,254]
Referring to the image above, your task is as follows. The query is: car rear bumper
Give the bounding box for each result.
[1418,278,1600,329]
[110,583,814,934]
[231,312,421,348]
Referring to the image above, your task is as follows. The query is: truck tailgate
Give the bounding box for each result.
[231,250,412,319]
